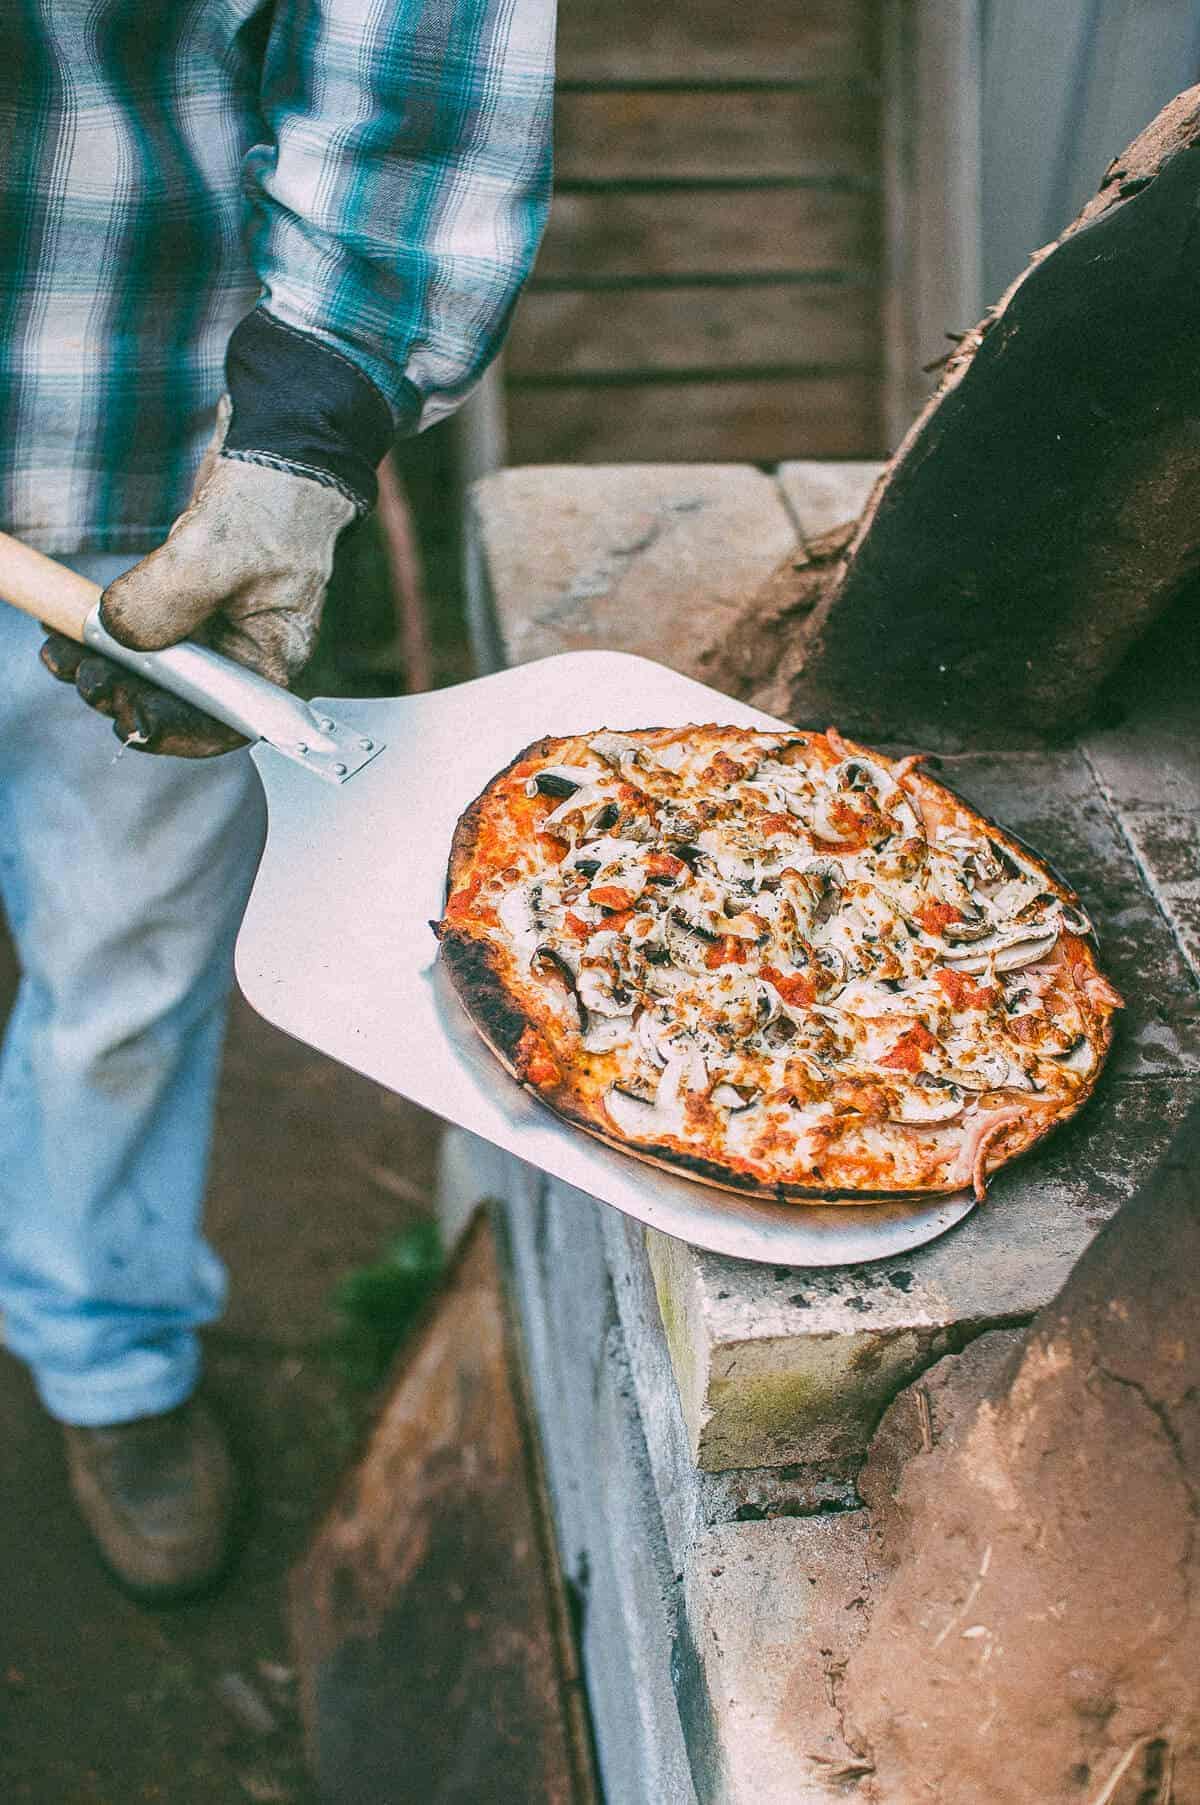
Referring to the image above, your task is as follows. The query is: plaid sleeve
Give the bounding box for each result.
[241,0,557,435]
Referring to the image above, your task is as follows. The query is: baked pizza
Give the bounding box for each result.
[436,726,1122,1203]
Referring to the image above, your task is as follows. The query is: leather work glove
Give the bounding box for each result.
[42,310,396,757]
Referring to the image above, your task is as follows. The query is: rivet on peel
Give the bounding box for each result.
[359,738,374,751]
[318,717,336,732]
[295,743,309,756]
[333,762,348,776]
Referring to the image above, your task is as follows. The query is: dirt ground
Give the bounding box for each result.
[0,924,444,1804]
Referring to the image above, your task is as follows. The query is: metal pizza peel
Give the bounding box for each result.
[0,531,975,1266]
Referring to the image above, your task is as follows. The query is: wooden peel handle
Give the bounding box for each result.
[0,525,352,770]
[0,527,102,641]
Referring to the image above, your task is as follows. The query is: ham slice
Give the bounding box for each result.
[951,1107,1028,1201]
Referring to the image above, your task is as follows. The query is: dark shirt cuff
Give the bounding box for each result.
[223,309,418,513]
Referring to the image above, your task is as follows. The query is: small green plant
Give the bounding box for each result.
[327,1217,444,1388]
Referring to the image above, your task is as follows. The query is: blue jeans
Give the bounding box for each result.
[0,554,266,1425]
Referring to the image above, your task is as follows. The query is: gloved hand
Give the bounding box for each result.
[41,400,356,757]
[42,309,396,757]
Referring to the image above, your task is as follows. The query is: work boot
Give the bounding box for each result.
[61,1396,238,1601]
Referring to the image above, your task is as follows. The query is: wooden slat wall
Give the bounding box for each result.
[506,2,886,466]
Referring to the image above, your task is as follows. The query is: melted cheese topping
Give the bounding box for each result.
[445,727,1121,1199]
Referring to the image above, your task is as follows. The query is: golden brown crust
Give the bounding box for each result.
[437,725,1119,1205]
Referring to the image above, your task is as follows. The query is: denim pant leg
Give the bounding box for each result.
[0,554,267,1425]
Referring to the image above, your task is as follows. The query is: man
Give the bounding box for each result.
[0,0,555,1599]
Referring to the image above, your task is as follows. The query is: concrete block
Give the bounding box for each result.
[775,460,884,539]
[679,1516,873,1804]
[478,1154,698,1803]
[598,1210,857,1574]
[467,464,796,679]
[649,1073,1197,1473]
[596,1207,702,1562]
[589,1323,699,1805]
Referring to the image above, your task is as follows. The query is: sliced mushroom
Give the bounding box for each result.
[891,1077,965,1126]
[655,1044,707,1112]
[497,886,543,961]
[756,979,783,1026]
[531,945,581,989]
[635,1009,670,1069]
[788,941,848,1000]
[588,731,643,769]
[721,909,768,942]
[959,844,1005,888]
[531,945,596,1037]
[669,903,718,943]
[943,927,1061,974]
[839,760,875,792]
[763,1015,797,1047]
[941,899,993,944]
[524,764,600,799]
[948,1050,1033,1092]
[583,1018,631,1054]
[830,755,898,801]
[813,945,847,997]
[577,834,643,871]
[985,876,1045,924]
[804,858,844,928]
[540,784,616,839]
[988,839,1025,882]
[649,740,691,774]
[667,842,705,871]
[711,1082,762,1113]
[603,1084,682,1139]
[576,964,636,1018]
[874,830,928,880]
[810,785,858,844]
[1049,1034,1096,1075]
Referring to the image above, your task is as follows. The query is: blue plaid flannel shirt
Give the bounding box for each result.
[0,0,556,552]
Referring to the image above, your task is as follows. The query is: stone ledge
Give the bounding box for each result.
[467,463,796,679]
[775,459,882,539]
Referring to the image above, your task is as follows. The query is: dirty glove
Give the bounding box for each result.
[42,310,395,757]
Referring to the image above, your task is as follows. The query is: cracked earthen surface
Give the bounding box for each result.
[842,1106,1200,1804]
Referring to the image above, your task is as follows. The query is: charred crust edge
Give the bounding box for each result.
[439,929,531,1069]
